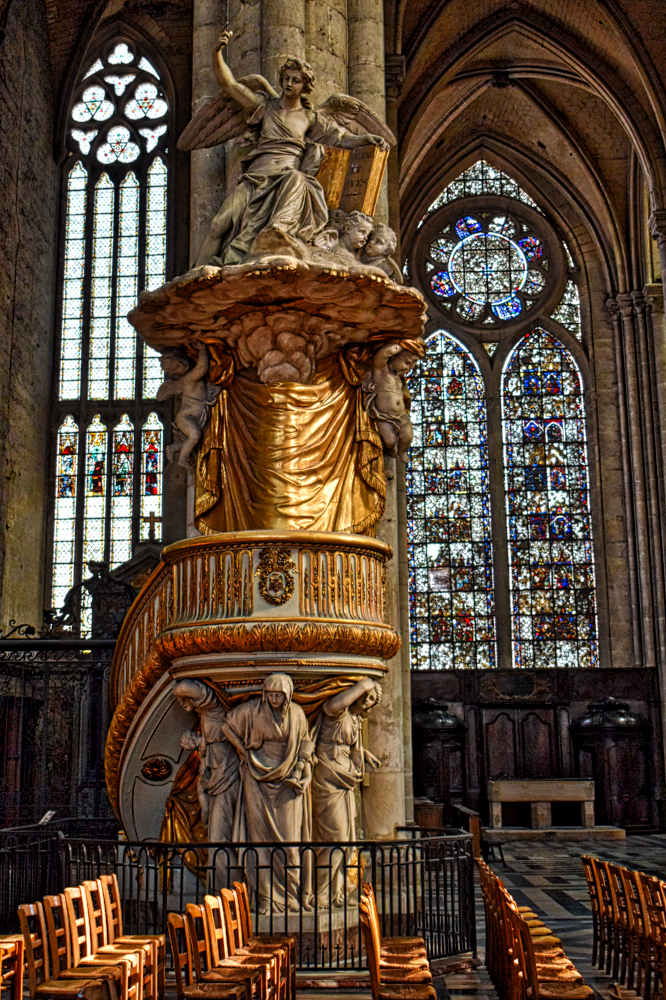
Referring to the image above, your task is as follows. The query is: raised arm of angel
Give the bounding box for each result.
[178,30,280,153]
[211,30,263,111]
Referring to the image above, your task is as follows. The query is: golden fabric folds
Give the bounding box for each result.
[195,355,385,536]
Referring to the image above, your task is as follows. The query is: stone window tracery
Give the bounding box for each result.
[50,36,171,620]
[407,160,596,670]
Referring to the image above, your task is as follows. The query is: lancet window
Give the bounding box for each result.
[50,37,171,619]
[407,333,496,670]
[407,160,596,669]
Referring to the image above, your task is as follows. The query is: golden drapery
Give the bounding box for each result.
[195,352,386,536]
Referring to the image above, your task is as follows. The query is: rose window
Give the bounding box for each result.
[414,197,567,334]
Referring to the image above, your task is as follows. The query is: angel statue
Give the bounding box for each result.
[178,29,395,267]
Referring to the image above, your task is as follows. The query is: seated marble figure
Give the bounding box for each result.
[178,29,393,268]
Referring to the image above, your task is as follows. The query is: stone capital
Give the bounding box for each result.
[649,210,666,247]
[644,282,664,315]
[615,292,635,321]
[385,54,406,101]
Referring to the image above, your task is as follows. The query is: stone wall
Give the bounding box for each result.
[0,0,59,626]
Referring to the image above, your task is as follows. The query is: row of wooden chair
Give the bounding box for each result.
[477,858,593,1000]
[581,854,666,999]
[167,882,294,1000]
[0,873,164,1000]
[358,882,436,1000]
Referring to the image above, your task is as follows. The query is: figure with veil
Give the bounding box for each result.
[178,29,394,266]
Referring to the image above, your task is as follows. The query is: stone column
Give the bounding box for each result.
[347,0,388,223]
[362,456,408,837]
[612,294,656,667]
[632,291,666,665]
[305,0,347,102]
[261,0,306,88]
[189,0,227,267]
[384,55,405,252]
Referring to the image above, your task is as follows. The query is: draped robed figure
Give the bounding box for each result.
[223,673,316,912]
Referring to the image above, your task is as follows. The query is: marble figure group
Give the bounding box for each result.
[174,673,382,913]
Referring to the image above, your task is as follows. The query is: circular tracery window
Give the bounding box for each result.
[414,196,567,336]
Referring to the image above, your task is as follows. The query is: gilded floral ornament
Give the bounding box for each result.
[256,547,296,605]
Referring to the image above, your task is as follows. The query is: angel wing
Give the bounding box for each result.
[316,94,396,146]
[178,75,279,151]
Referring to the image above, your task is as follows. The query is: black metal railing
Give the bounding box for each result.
[0,833,475,965]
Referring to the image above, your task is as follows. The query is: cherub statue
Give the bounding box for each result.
[362,342,419,462]
[331,211,375,266]
[361,223,402,284]
[178,29,395,267]
[156,341,220,468]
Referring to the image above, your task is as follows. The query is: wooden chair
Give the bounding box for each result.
[184,904,266,1000]
[232,881,296,1000]
[359,905,436,1000]
[0,935,24,1000]
[18,902,110,1000]
[218,890,288,1000]
[635,870,666,1000]
[359,911,431,985]
[358,896,429,977]
[360,884,428,957]
[62,887,143,1000]
[508,905,593,1000]
[580,856,605,968]
[98,875,166,1000]
[619,867,650,996]
[82,882,156,1000]
[590,858,616,976]
[166,914,246,1000]
[606,863,633,983]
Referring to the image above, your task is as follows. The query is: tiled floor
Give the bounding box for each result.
[480,835,666,999]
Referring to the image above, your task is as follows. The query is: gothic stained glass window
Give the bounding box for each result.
[144,159,167,397]
[50,37,171,616]
[501,327,598,669]
[60,165,87,400]
[406,332,496,669]
[110,414,134,567]
[140,412,163,541]
[83,414,108,569]
[89,174,115,399]
[551,279,582,340]
[52,417,79,612]
[115,174,140,398]
[425,159,541,219]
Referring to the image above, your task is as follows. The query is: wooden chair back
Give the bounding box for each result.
[635,871,666,944]
[219,890,243,956]
[18,902,50,996]
[98,875,123,944]
[607,863,630,931]
[359,910,381,1000]
[166,914,193,1000]
[184,904,213,981]
[232,883,253,944]
[203,896,231,966]
[359,894,382,961]
[82,882,109,954]
[619,868,646,938]
[0,936,25,1000]
[581,856,602,920]
[509,904,537,1000]
[63,886,93,966]
[43,894,73,978]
